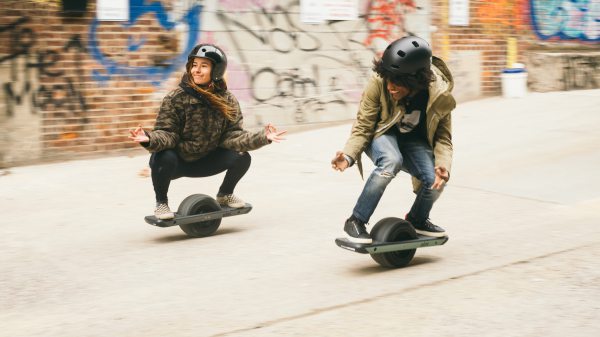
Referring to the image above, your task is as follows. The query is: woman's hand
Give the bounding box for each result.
[128,125,149,143]
[265,123,287,143]
[331,151,349,172]
[431,166,449,189]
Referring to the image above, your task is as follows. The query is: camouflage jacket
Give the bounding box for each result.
[144,79,269,162]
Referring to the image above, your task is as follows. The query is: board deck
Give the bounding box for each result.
[335,235,448,254]
[144,204,252,228]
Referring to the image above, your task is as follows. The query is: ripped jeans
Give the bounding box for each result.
[352,131,443,225]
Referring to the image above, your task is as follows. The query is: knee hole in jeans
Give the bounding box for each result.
[377,170,396,178]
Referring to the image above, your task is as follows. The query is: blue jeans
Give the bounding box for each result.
[352,131,443,225]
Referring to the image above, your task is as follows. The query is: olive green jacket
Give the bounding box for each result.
[144,85,269,162]
[342,56,456,187]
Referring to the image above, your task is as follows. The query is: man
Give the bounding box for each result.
[331,36,456,244]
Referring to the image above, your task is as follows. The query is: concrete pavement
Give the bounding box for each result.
[1,89,599,337]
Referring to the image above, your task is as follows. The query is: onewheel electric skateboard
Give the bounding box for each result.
[335,217,448,268]
[145,194,252,237]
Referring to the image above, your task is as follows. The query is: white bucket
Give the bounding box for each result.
[501,68,528,98]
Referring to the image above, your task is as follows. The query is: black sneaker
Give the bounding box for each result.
[406,215,446,237]
[344,217,372,244]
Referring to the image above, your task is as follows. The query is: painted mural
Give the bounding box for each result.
[202,0,418,124]
[531,0,600,41]
[89,0,202,85]
[2,0,598,166]
[477,0,528,34]
[0,0,424,165]
[0,17,88,118]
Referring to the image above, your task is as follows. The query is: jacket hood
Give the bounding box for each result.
[431,56,454,93]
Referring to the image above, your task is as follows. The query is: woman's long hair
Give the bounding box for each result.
[184,62,237,121]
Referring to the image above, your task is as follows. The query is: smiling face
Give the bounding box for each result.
[190,57,213,85]
[386,80,411,101]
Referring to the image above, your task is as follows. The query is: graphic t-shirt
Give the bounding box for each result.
[397,90,429,141]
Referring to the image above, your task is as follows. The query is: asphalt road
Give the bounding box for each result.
[1,89,599,337]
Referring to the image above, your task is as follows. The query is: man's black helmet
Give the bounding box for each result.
[188,44,227,81]
[381,36,432,75]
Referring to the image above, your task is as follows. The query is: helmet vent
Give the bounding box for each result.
[412,41,419,47]
[397,50,406,57]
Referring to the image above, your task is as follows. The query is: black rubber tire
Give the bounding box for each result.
[177,194,222,237]
[369,217,418,268]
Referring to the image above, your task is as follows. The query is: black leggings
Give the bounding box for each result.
[149,148,251,203]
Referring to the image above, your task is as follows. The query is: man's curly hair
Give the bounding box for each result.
[372,58,434,91]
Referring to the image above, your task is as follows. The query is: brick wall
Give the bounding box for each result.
[0,0,173,166]
[1,0,408,167]
[1,0,598,168]
[431,0,599,97]
[431,0,531,96]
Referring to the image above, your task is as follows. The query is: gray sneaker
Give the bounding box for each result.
[216,194,245,208]
[154,203,174,220]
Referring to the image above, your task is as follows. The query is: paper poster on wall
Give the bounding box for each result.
[97,0,129,21]
[449,0,469,26]
[301,0,325,23]
[323,0,358,21]
[301,0,358,23]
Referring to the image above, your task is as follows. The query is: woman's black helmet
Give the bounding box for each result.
[188,44,227,81]
[381,36,432,75]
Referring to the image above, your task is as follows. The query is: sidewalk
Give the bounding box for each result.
[1,89,599,337]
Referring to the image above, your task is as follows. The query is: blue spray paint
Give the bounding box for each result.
[89,1,202,85]
[530,0,600,41]
[125,0,176,30]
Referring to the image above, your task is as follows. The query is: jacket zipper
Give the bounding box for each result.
[376,108,403,133]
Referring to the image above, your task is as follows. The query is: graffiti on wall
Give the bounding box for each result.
[215,0,369,122]
[477,0,528,35]
[0,16,88,118]
[0,0,420,135]
[530,0,600,41]
[364,0,416,51]
[89,0,202,85]
[214,0,417,122]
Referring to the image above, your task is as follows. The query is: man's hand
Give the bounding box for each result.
[331,151,350,172]
[431,166,449,189]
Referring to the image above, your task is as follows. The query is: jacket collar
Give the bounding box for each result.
[178,73,209,103]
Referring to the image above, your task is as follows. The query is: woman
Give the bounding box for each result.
[129,43,286,220]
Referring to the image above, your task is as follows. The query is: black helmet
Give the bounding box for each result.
[188,44,227,81]
[381,36,432,75]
